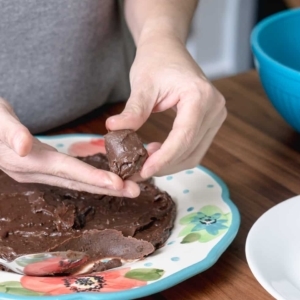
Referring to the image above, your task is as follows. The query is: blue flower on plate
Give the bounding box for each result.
[179,205,232,243]
[190,212,228,235]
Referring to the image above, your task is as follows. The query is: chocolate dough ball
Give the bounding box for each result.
[104,129,148,179]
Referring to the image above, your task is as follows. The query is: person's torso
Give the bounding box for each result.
[0,0,134,133]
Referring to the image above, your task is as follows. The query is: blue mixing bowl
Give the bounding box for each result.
[251,8,300,132]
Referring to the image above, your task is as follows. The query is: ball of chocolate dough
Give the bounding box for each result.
[104,129,148,179]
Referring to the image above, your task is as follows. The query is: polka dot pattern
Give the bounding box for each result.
[185,170,194,174]
[144,262,153,267]
[171,257,180,262]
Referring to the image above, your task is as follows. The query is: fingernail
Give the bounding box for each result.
[103,178,116,190]
[105,182,125,191]
[108,114,124,123]
[103,172,125,190]
[104,183,115,190]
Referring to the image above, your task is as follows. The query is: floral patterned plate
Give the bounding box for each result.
[0,134,240,300]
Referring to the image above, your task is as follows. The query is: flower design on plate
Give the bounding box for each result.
[68,138,106,156]
[0,268,164,296]
[20,268,143,295]
[179,205,232,243]
[18,254,88,276]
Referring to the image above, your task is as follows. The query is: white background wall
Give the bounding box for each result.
[187,0,258,79]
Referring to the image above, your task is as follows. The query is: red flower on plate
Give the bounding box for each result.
[23,255,88,276]
[20,268,146,295]
[68,139,106,156]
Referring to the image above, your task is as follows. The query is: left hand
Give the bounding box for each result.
[106,35,227,178]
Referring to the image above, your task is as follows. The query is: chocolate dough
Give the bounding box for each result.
[104,129,148,179]
[0,153,176,273]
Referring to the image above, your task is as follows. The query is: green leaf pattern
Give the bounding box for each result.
[125,268,164,281]
[0,281,42,296]
[181,233,201,244]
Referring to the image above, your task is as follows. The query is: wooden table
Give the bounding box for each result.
[48,70,300,299]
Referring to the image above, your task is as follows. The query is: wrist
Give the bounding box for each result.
[137,27,186,54]
[137,20,186,48]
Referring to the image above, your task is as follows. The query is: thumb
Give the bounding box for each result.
[106,92,154,131]
[0,99,33,157]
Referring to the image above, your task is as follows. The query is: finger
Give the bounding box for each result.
[141,92,206,178]
[153,116,224,176]
[127,173,144,182]
[127,143,162,182]
[172,104,227,164]
[0,99,33,156]
[4,138,126,192]
[146,142,162,156]
[106,90,156,131]
[7,171,140,198]
[38,151,126,191]
[142,87,226,178]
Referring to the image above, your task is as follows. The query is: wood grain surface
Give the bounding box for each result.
[47,70,300,299]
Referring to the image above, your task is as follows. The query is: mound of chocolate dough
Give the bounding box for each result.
[104,129,148,179]
[0,153,176,274]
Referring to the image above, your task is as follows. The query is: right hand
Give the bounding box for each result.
[0,98,140,197]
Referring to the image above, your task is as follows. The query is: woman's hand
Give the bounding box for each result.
[106,36,226,178]
[0,98,140,197]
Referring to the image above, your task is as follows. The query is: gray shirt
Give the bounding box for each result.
[0,0,135,133]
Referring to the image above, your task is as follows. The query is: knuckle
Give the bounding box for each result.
[193,78,211,96]
[127,100,146,115]
[216,92,226,109]
[0,100,15,116]
[181,127,196,148]
[48,152,74,179]
[64,180,79,192]
[51,168,66,179]
[181,80,211,111]
[184,79,227,113]
[50,155,70,178]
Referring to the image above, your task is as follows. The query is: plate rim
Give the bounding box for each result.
[245,195,300,300]
[0,134,240,300]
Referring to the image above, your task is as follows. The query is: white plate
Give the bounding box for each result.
[0,134,240,300]
[246,195,300,300]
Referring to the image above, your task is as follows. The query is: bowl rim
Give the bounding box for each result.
[251,8,300,77]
